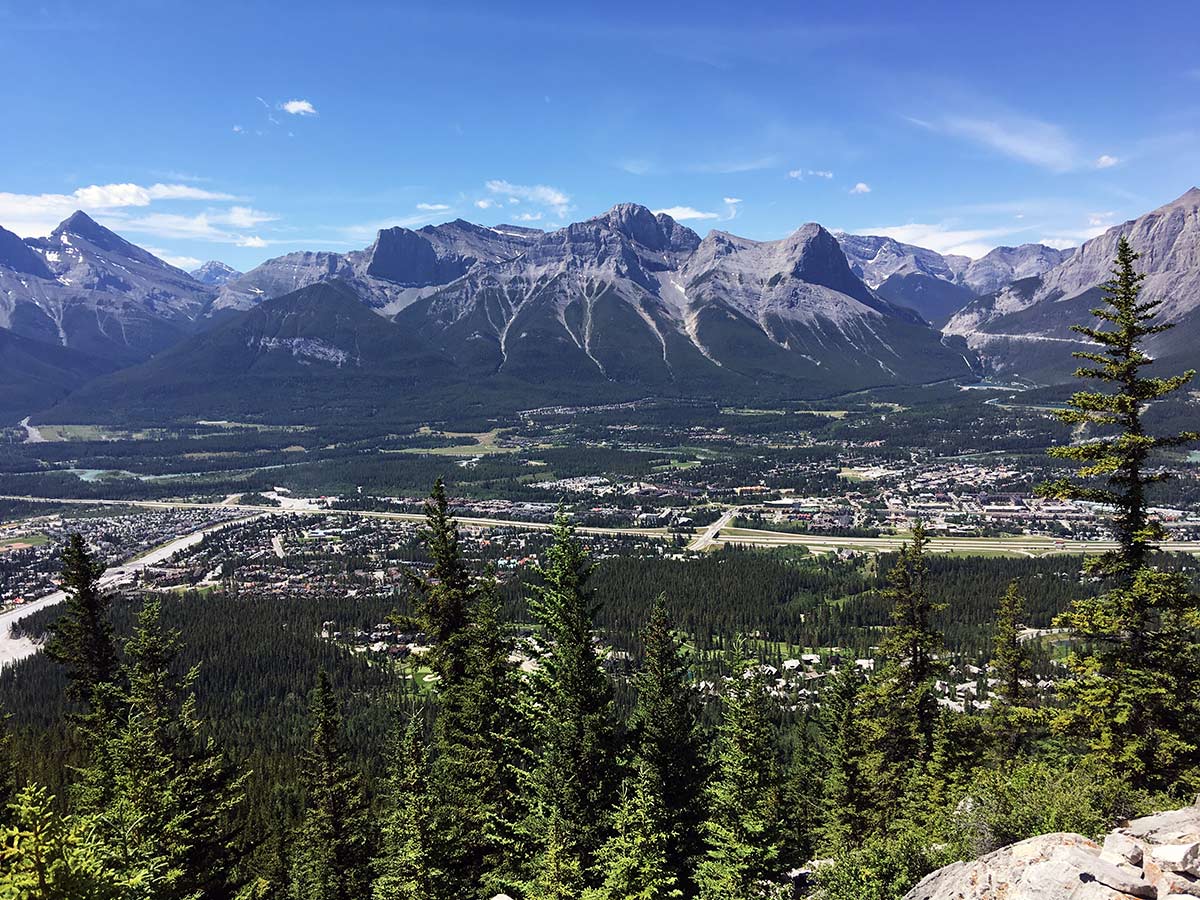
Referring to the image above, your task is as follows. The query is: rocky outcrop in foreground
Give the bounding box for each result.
[906,799,1200,899]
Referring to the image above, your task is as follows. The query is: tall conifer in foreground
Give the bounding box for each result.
[289,670,373,900]
[1040,236,1198,580]
[373,717,442,900]
[861,521,946,826]
[695,639,784,900]
[45,534,117,709]
[524,514,618,898]
[1041,238,1200,789]
[627,594,706,891]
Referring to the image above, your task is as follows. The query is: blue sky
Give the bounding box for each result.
[1,0,1198,271]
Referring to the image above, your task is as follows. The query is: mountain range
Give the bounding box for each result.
[2,188,1198,425]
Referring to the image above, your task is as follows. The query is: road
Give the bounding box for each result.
[715,527,1200,557]
[0,495,671,539]
[4,495,1200,561]
[0,513,262,668]
[687,506,740,552]
[18,417,44,444]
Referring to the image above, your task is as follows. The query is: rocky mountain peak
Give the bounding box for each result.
[190,260,241,286]
[589,203,700,254]
[0,224,52,278]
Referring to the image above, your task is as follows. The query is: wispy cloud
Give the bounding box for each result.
[913,113,1079,172]
[688,155,779,175]
[0,182,239,237]
[513,212,543,222]
[787,169,834,180]
[654,206,721,221]
[851,222,1023,258]
[281,99,317,116]
[145,248,203,270]
[850,182,871,194]
[416,202,451,211]
[476,199,497,209]
[485,179,571,216]
[1094,154,1120,169]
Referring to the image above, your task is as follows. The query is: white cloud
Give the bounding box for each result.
[810,170,834,179]
[787,169,803,179]
[723,198,743,220]
[850,182,871,194]
[920,114,1078,172]
[513,212,543,222]
[1094,154,1120,169]
[281,99,318,116]
[485,180,571,217]
[789,169,834,179]
[232,125,244,134]
[852,222,1020,259]
[219,206,276,228]
[0,182,238,237]
[416,203,451,212]
[1037,237,1078,250]
[238,235,267,248]
[475,199,497,209]
[653,206,720,221]
[145,248,203,269]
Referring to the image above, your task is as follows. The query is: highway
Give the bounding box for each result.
[687,506,740,552]
[4,495,1200,565]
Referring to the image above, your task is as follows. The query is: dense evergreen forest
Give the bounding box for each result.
[0,239,1197,900]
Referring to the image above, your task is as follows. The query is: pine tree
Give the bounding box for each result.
[75,597,248,900]
[1040,238,1200,788]
[860,521,946,826]
[410,479,475,685]
[373,717,443,900]
[988,581,1040,757]
[1040,236,1198,581]
[991,581,1030,710]
[524,514,618,896]
[695,640,784,900]
[0,783,161,899]
[411,481,524,898]
[45,534,117,708]
[816,665,868,853]
[586,762,683,900]
[627,594,705,892]
[289,670,373,900]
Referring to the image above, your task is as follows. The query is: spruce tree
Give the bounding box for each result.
[45,534,117,708]
[289,670,373,900]
[816,665,868,853]
[991,581,1030,710]
[1040,238,1200,788]
[586,761,683,900]
[861,521,946,827]
[75,597,248,900]
[524,514,618,896]
[410,478,475,684]
[373,717,443,900]
[628,594,705,891]
[987,581,1040,757]
[411,481,523,897]
[1040,236,1197,580]
[695,640,784,900]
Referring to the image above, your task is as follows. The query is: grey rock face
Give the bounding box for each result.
[0,211,214,365]
[190,260,241,286]
[905,801,1200,900]
[944,187,1200,380]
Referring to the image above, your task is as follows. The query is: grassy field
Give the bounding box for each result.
[0,533,49,550]
[403,427,519,456]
